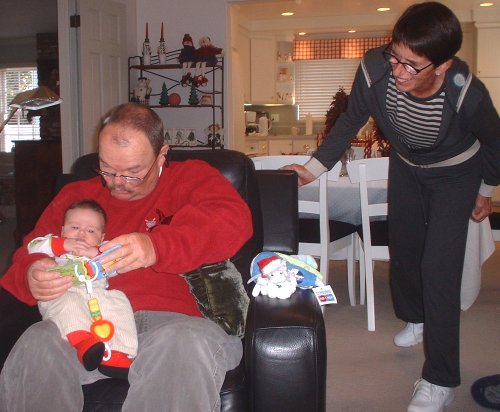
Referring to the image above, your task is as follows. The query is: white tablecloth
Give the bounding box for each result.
[299,176,386,225]
[299,176,496,310]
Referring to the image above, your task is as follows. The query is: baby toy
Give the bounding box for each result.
[248,252,324,299]
[48,245,123,356]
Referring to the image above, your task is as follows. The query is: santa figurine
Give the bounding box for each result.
[178,33,196,87]
[194,36,223,87]
[248,251,325,299]
[132,77,152,105]
[253,256,297,299]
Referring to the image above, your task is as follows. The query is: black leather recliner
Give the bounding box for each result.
[0,149,326,412]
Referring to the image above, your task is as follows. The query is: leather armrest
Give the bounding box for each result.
[256,170,298,255]
[0,288,41,370]
[244,289,326,412]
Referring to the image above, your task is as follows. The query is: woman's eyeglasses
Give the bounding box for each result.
[95,160,157,184]
[382,46,434,75]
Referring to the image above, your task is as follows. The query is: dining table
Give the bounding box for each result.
[299,175,496,310]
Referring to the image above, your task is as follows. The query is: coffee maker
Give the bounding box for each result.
[245,111,258,135]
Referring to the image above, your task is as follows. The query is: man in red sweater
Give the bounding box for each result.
[0,103,253,411]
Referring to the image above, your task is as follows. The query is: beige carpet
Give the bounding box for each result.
[324,245,500,411]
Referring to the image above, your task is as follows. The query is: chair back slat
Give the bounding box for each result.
[346,157,389,331]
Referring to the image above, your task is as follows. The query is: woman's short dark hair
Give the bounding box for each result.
[98,103,164,155]
[392,2,462,66]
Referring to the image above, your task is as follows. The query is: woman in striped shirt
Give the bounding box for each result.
[285,3,500,411]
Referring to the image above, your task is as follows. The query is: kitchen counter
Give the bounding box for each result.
[246,134,317,140]
[244,134,318,155]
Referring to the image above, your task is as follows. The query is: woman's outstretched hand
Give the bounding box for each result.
[281,164,316,187]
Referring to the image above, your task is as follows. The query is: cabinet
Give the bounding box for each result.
[128,50,224,148]
[14,140,62,245]
[269,139,293,155]
[267,137,317,155]
[276,61,294,104]
[250,37,276,103]
[476,25,500,108]
[244,139,268,156]
[276,42,294,104]
[292,138,315,154]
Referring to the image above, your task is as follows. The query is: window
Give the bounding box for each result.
[293,36,391,120]
[0,68,40,152]
[295,59,359,119]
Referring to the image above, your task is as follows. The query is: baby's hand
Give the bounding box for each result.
[64,238,100,258]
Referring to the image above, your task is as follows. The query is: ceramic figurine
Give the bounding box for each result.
[142,23,152,65]
[157,22,167,65]
[133,77,152,105]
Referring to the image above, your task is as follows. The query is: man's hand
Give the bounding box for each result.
[28,258,72,301]
[281,164,316,187]
[471,194,492,223]
[98,233,157,274]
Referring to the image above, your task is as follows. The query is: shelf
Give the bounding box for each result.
[130,63,221,71]
[128,50,224,149]
[147,104,223,109]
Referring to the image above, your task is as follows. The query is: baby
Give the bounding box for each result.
[28,199,137,379]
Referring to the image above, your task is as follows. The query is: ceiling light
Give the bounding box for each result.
[281,12,294,16]
[377,7,391,12]
[479,2,494,6]
[348,30,356,33]
[298,32,306,36]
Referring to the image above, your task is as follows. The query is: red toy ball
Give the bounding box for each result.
[168,93,181,106]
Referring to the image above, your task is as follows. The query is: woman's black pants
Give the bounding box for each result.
[388,151,482,387]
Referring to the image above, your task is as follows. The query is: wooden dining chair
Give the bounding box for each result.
[346,157,390,331]
[252,155,357,302]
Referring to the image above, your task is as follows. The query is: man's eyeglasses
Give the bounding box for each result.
[95,160,157,183]
[382,46,434,75]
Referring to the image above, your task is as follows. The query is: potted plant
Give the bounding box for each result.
[372,122,390,157]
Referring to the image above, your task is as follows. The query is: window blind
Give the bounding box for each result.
[0,68,40,152]
[295,59,359,119]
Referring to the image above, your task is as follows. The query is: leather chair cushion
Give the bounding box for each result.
[356,220,389,246]
[490,212,500,230]
[299,218,357,243]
